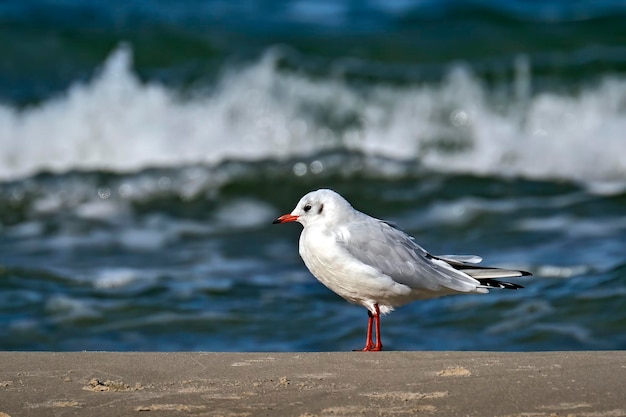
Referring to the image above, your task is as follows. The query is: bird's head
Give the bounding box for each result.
[272,189,354,227]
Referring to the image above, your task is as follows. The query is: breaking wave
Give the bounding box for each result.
[1,45,626,184]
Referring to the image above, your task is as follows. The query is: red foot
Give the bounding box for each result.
[354,344,383,352]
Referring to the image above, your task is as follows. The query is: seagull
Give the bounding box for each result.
[273,189,531,351]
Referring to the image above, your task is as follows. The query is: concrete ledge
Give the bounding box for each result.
[1,351,624,416]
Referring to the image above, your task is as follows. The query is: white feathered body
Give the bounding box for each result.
[284,189,527,316]
[298,209,481,315]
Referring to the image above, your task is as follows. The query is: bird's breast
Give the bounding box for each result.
[299,227,344,282]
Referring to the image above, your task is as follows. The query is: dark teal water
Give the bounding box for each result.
[1,0,625,351]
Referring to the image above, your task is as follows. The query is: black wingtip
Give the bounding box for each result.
[479,278,524,290]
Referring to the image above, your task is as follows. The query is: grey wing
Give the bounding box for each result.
[335,219,483,293]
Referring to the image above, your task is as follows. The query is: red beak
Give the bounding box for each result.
[272,214,299,224]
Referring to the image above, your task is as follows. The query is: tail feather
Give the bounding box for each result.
[459,267,531,279]
[438,254,483,264]
[435,254,531,290]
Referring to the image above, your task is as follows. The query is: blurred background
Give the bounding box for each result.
[1,0,625,351]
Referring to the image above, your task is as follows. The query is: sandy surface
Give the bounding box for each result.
[1,351,625,416]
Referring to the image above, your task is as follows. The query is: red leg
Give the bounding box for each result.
[354,311,374,351]
[355,304,383,352]
[370,304,383,351]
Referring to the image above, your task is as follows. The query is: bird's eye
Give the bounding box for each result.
[303,204,312,212]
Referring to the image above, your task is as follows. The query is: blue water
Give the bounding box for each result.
[0,0,625,351]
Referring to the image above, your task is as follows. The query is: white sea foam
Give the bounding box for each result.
[1,45,626,183]
[93,268,141,289]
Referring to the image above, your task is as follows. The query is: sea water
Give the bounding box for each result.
[0,0,625,351]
